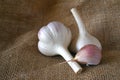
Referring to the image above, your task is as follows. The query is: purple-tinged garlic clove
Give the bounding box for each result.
[75,44,102,66]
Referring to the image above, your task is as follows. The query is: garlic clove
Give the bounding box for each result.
[76,33,102,52]
[70,8,102,66]
[71,8,102,52]
[75,44,102,65]
[38,21,82,73]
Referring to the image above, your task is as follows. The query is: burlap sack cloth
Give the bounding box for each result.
[0,0,120,80]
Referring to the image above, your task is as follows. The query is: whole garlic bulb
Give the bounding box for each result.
[38,21,82,73]
[38,21,71,56]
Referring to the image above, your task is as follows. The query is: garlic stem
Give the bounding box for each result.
[57,47,82,73]
[70,8,102,51]
[71,8,87,36]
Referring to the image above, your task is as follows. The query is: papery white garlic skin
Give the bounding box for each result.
[76,33,102,52]
[38,21,82,73]
[71,8,102,52]
[38,21,71,56]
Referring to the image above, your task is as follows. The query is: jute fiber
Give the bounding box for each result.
[0,0,120,80]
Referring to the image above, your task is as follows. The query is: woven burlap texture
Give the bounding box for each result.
[0,0,120,80]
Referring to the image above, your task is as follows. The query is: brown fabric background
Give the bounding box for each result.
[0,0,120,80]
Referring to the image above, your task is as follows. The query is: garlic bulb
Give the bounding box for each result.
[38,21,82,73]
[70,8,102,65]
